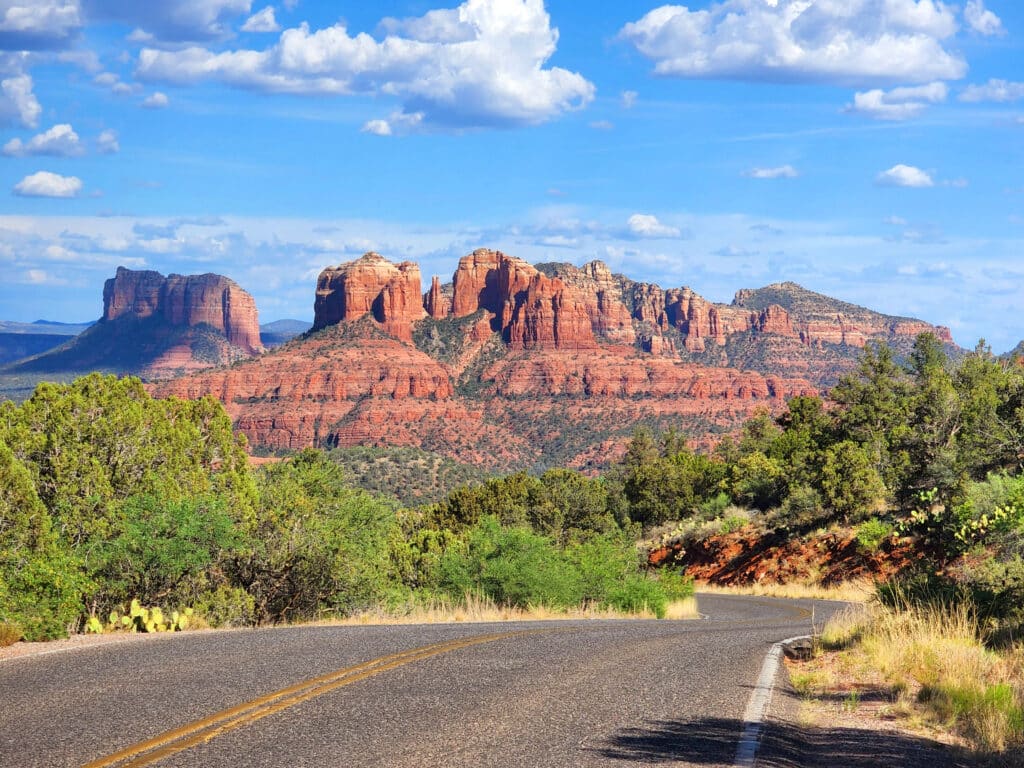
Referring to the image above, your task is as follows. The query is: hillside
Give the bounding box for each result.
[150,249,956,469]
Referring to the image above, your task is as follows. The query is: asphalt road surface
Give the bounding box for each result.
[0,594,843,768]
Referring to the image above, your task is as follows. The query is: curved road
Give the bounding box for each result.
[0,595,842,768]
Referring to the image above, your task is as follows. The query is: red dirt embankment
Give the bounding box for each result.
[649,528,924,586]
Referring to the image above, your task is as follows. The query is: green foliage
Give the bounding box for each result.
[438,517,582,608]
[0,439,83,640]
[326,445,491,506]
[919,682,1024,751]
[620,427,727,526]
[240,449,401,623]
[729,451,785,511]
[92,494,240,611]
[606,577,668,619]
[820,441,887,523]
[855,518,894,553]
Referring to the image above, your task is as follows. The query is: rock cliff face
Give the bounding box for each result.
[150,249,958,470]
[313,253,424,342]
[103,267,262,354]
[8,267,264,378]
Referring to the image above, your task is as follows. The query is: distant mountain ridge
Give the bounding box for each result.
[150,249,958,470]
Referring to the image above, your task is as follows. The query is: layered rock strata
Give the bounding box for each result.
[103,267,262,353]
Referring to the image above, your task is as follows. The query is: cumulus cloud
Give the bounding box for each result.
[876,164,934,188]
[847,81,947,120]
[242,6,278,33]
[627,213,681,238]
[964,0,1003,36]
[13,170,83,197]
[81,0,252,43]
[621,90,637,109]
[96,128,118,154]
[619,0,966,86]
[0,67,41,127]
[3,123,84,156]
[744,165,799,179]
[960,79,1024,103]
[141,91,168,108]
[135,0,595,132]
[589,119,613,130]
[0,0,82,50]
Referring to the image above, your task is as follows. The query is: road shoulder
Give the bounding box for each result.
[754,660,976,768]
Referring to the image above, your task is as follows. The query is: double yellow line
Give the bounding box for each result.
[84,630,524,768]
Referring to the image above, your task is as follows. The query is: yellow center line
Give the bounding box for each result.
[83,630,527,768]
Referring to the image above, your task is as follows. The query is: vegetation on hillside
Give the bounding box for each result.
[0,374,685,642]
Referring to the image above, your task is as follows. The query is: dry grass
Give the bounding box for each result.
[807,599,1024,755]
[0,622,22,647]
[317,593,700,626]
[696,579,874,603]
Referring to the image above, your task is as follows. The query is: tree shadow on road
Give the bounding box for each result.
[593,716,1011,767]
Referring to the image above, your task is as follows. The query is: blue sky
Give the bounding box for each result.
[0,0,1022,350]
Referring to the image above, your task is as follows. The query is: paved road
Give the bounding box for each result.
[0,594,842,768]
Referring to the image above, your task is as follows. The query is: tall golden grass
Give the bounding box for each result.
[697,579,874,603]
[819,598,1024,754]
[321,593,700,625]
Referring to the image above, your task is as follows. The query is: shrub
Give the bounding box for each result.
[855,518,894,553]
[0,622,21,647]
[768,484,825,531]
[438,517,582,608]
[606,577,668,619]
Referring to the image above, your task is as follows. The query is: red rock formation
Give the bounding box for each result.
[102,266,262,353]
[313,253,425,342]
[506,273,597,351]
[424,276,449,319]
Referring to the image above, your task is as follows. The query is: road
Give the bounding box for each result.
[0,594,842,768]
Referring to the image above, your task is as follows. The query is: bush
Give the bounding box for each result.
[607,577,668,619]
[768,484,826,531]
[0,622,21,647]
[855,518,894,553]
[438,517,581,608]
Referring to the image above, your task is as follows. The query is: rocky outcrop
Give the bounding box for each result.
[103,267,262,353]
[313,253,425,342]
[147,248,960,470]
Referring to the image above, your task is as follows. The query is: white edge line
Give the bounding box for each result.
[734,634,810,768]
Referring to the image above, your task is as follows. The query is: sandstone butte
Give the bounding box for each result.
[151,249,955,470]
[8,267,265,378]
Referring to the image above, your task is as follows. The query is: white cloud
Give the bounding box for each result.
[135,0,595,132]
[621,89,637,109]
[96,128,119,154]
[0,70,41,127]
[361,119,391,137]
[847,81,947,120]
[13,170,83,197]
[589,119,613,130]
[620,0,966,86]
[82,0,252,43]
[627,213,681,238]
[964,0,1003,36]
[141,91,168,108]
[744,165,799,179]
[960,79,1024,103]
[242,6,278,33]
[0,0,82,50]
[876,164,934,188]
[3,123,84,156]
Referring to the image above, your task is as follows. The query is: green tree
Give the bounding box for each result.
[0,440,83,640]
[820,441,887,523]
[239,450,400,623]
